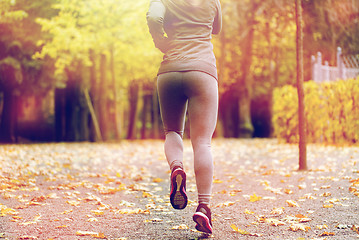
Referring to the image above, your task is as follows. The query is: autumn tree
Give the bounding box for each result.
[35,0,161,141]
[216,0,296,138]
[0,0,56,143]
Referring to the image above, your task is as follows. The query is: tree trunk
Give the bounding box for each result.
[237,19,255,138]
[55,88,66,142]
[89,50,99,142]
[0,89,16,143]
[296,0,308,171]
[99,53,109,140]
[110,46,121,140]
[84,88,102,141]
[152,87,161,139]
[127,81,140,139]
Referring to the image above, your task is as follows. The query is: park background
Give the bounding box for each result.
[0,0,359,144]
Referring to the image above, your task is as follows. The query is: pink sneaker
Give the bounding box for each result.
[170,167,187,210]
[193,204,213,234]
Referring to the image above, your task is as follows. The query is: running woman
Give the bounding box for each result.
[147,0,222,234]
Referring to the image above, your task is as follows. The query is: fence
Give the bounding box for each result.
[311,47,359,83]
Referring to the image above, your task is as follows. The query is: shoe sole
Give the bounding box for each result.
[193,212,213,234]
[170,169,187,210]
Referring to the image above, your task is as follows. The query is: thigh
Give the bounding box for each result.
[183,71,218,142]
[157,72,188,136]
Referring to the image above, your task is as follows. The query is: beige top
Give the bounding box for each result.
[147,0,222,79]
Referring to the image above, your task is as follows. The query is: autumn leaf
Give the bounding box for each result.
[265,218,286,226]
[144,218,163,223]
[152,178,163,183]
[215,201,236,208]
[87,217,99,222]
[352,225,359,234]
[289,223,311,232]
[116,208,149,214]
[66,200,81,206]
[286,200,299,207]
[249,193,262,202]
[213,179,223,184]
[171,224,189,230]
[20,214,41,225]
[244,209,254,215]
[319,232,335,236]
[56,225,68,229]
[18,236,38,240]
[76,231,99,236]
[231,224,262,237]
[270,207,284,215]
[317,224,328,230]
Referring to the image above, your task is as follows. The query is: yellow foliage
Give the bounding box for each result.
[272,78,359,144]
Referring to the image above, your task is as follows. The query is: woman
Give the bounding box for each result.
[147,0,221,234]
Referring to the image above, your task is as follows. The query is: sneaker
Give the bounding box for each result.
[193,204,213,234]
[170,167,188,210]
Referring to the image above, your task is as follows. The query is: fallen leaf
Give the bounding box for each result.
[56,225,68,229]
[144,218,163,223]
[18,236,38,240]
[66,200,81,206]
[249,193,262,202]
[215,201,235,208]
[284,189,293,194]
[76,231,98,236]
[231,224,262,237]
[152,178,163,183]
[270,207,284,215]
[352,225,359,234]
[116,208,149,214]
[317,224,328,230]
[286,200,300,207]
[87,217,99,222]
[323,204,334,208]
[244,209,254,215]
[319,232,335,236]
[265,218,286,226]
[171,224,189,230]
[289,223,311,232]
[91,210,104,215]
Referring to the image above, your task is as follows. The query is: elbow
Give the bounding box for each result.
[146,13,164,26]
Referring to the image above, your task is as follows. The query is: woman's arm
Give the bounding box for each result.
[212,0,222,35]
[146,0,169,53]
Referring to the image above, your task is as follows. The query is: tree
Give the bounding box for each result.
[215,0,297,138]
[0,0,55,142]
[295,0,307,171]
[35,0,162,141]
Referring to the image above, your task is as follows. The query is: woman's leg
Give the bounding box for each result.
[183,71,218,206]
[157,72,188,171]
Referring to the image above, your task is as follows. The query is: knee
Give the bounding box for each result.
[165,130,184,139]
[191,137,211,150]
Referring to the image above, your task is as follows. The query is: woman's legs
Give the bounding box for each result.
[157,71,218,206]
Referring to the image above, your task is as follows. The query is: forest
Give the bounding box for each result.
[0,0,358,143]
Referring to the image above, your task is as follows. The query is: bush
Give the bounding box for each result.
[272,78,359,144]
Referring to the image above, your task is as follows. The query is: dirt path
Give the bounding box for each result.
[1,139,359,239]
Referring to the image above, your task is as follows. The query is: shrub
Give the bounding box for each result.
[272,78,359,144]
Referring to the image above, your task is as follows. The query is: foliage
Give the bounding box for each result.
[0,0,28,24]
[34,0,161,87]
[273,78,359,144]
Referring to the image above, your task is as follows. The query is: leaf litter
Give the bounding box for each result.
[0,139,358,239]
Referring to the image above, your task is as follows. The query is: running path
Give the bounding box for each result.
[1,140,359,239]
